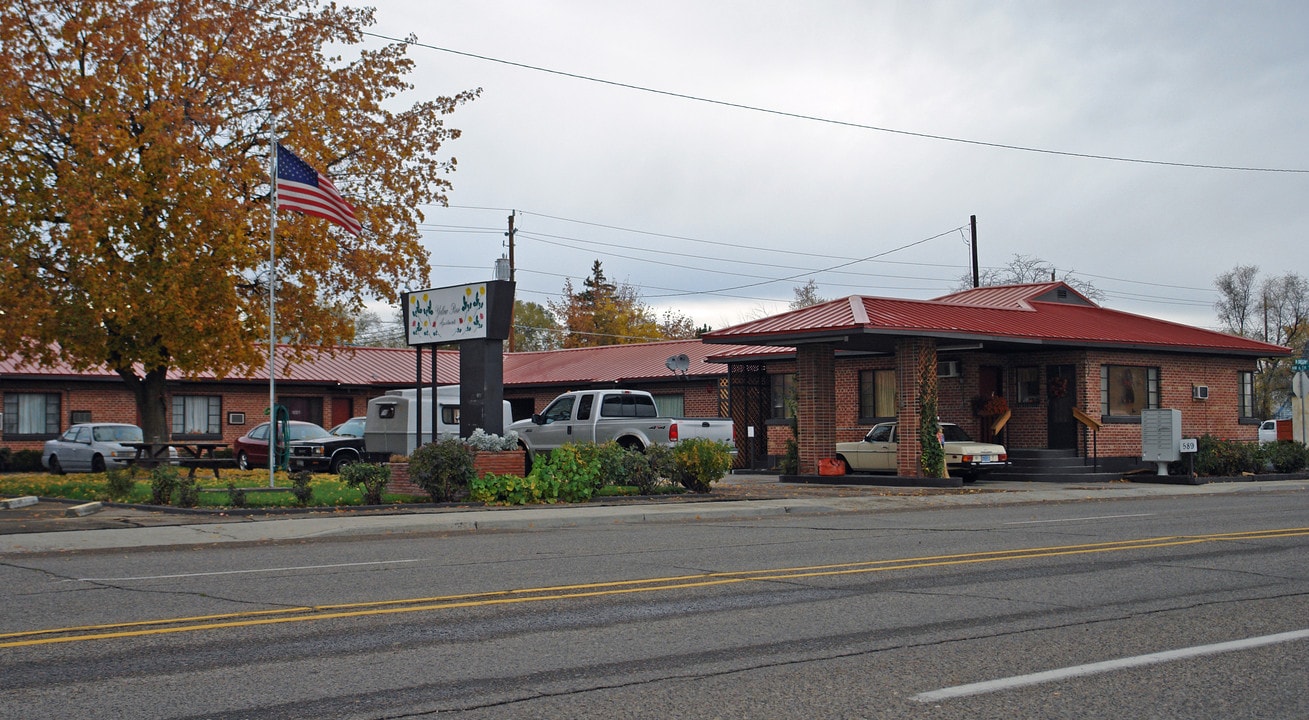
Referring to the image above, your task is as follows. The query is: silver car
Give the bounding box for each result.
[42,423,144,474]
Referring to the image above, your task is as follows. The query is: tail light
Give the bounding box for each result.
[669,422,679,442]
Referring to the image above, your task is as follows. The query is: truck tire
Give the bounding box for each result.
[519,442,535,473]
[617,438,645,453]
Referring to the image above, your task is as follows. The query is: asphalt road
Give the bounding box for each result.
[1,484,1306,719]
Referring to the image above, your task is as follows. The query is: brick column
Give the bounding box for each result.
[796,343,836,475]
[894,337,937,476]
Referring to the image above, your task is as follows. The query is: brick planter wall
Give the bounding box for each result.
[385,450,526,497]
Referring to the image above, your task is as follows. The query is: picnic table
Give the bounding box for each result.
[123,442,235,480]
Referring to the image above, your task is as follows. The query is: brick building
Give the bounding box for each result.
[704,282,1290,476]
[2,283,1289,479]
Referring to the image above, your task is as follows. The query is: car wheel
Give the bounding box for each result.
[91,455,106,473]
[329,453,357,474]
[237,451,250,470]
[840,457,853,474]
[48,455,63,475]
[962,472,979,484]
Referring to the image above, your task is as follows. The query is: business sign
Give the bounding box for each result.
[403,280,514,346]
[1293,358,1309,372]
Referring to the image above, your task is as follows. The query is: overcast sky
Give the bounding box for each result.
[345,0,1309,333]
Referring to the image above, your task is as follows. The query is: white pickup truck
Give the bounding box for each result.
[509,389,734,464]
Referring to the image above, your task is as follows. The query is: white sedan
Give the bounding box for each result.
[42,423,144,474]
[836,422,1008,482]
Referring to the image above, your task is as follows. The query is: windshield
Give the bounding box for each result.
[93,425,144,443]
[941,424,973,443]
[289,423,331,441]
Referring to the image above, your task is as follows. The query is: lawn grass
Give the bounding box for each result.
[0,469,424,508]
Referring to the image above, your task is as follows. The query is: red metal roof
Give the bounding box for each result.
[0,339,744,386]
[502,339,727,386]
[702,282,1290,357]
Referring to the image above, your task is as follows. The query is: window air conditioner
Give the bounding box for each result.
[1192,385,1209,400]
[937,361,961,378]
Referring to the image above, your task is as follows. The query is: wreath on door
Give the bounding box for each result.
[1048,375,1069,399]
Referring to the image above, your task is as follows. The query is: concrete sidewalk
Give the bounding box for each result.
[3,475,1306,555]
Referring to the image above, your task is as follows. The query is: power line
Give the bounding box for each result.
[363,31,1309,175]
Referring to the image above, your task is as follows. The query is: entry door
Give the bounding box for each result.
[1046,364,1077,449]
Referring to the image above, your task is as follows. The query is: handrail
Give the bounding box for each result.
[1072,406,1102,430]
[989,409,1012,435]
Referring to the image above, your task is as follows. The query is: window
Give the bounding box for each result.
[652,394,685,418]
[858,369,897,419]
[576,394,594,421]
[3,393,60,436]
[1100,365,1159,417]
[541,395,575,423]
[770,373,796,419]
[172,395,221,436]
[441,404,460,425]
[1239,371,1256,420]
[600,394,657,418]
[70,410,92,424]
[1015,367,1041,404]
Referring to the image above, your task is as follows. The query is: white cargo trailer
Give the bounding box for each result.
[363,386,514,459]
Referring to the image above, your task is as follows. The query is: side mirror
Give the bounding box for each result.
[532,413,546,425]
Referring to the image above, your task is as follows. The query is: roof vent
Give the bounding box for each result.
[1057,288,1068,299]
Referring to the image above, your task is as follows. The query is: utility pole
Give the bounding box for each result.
[970,214,979,288]
[506,212,517,352]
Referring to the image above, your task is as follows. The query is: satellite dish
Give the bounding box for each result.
[676,354,690,372]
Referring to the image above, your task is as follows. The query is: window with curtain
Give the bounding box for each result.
[172,395,221,436]
[3,393,60,436]
[652,394,685,418]
[1100,365,1159,417]
[858,369,897,419]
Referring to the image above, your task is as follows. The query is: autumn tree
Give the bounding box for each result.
[0,1,477,444]
[548,261,662,347]
[512,300,562,351]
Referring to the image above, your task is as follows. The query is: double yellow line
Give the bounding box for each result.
[4,527,1306,649]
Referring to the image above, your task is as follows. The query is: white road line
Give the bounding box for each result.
[914,629,1309,703]
[1004,513,1155,525]
[64,559,423,582]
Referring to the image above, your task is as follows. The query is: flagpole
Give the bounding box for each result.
[268,114,278,489]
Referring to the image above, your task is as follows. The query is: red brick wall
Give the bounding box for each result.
[795,344,836,475]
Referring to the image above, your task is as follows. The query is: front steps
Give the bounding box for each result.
[987,448,1127,483]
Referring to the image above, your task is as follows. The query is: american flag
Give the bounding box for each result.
[275,143,362,235]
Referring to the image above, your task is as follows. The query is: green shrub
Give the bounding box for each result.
[1193,435,1262,476]
[779,438,799,475]
[338,463,390,505]
[623,443,674,494]
[226,482,247,508]
[671,438,733,493]
[289,469,315,506]
[149,465,180,505]
[470,472,558,505]
[173,477,199,508]
[0,448,12,472]
[530,444,605,502]
[409,438,475,502]
[105,469,135,501]
[12,449,43,472]
[1262,440,1308,473]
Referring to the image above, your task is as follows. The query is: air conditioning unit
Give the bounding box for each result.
[1192,385,1209,400]
[937,360,961,378]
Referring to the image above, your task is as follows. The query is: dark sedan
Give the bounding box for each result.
[233,421,332,470]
